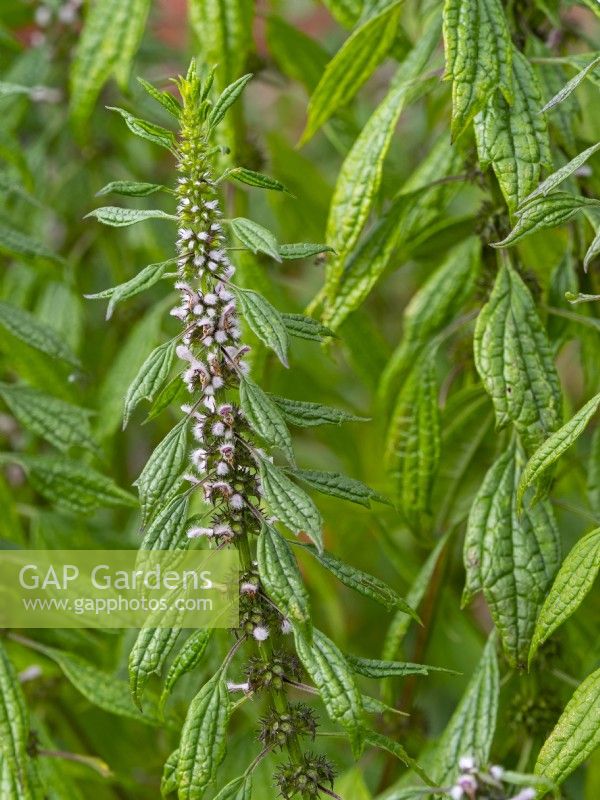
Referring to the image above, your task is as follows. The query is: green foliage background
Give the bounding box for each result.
[0,0,599,798]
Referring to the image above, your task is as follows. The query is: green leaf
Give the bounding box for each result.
[305,545,419,618]
[234,287,289,366]
[0,453,136,513]
[279,243,334,260]
[518,391,600,504]
[463,442,560,667]
[161,630,212,709]
[443,0,512,140]
[301,2,402,143]
[257,456,323,551]
[271,395,367,427]
[226,167,288,193]
[0,383,97,453]
[141,494,190,551]
[145,374,189,425]
[280,313,335,342]
[494,192,600,247]
[134,418,188,524]
[161,749,179,797]
[34,644,164,726]
[85,207,177,227]
[0,301,79,367]
[177,671,230,799]
[239,377,293,460]
[129,627,180,710]
[96,180,166,197]
[589,427,600,516]
[207,73,253,129]
[424,635,499,785]
[291,468,388,508]
[294,628,365,757]
[229,217,281,261]
[69,0,151,126]
[530,528,600,663]
[108,106,176,150]
[363,729,431,782]
[213,775,252,800]
[325,16,441,273]
[521,142,600,204]
[385,358,440,528]
[138,77,181,118]
[535,667,600,786]
[474,263,562,453]
[584,227,600,272]
[257,525,311,631]
[0,641,31,799]
[0,220,61,264]
[123,340,176,427]
[474,49,552,211]
[346,655,450,679]
[541,54,600,112]
[379,237,480,407]
[85,260,172,320]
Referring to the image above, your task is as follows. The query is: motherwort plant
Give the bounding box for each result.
[87,62,432,799]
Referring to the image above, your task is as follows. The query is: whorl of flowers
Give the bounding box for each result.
[446,756,536,800]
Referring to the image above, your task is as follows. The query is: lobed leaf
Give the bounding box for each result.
[257,525,311,631]
[474,263,562,453]
[257,456,323,551]
[294,627,365,757]
[530,528,600,663]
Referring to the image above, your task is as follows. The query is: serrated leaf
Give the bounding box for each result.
[423,635,499,785]
[0,383,97,453]
[280,314,335,342]
[346,655,450,679]
[305,544,419,618]
[271,395,366,427]
[141,494,190,551]
[325,16,441,278]
[463,442,560,666]
[0,220,61,264]
[0,301,79,367]
[138,77,181,118]
[234,287,289,366]
[69,0,151,126]
[494,192,600,247]
[535,667,600,786]
[279,243,334,260]
[228,217,281,261]
[129,627,180,710]
[364,729,430,782]
[257,456,323,551]
[386,358,440,529]
[86,260,172,320]
[177,671,230,799]
[213,774,251,800]
[541,54,600,112]
[108,106,176,150]
[123,340,176,427]
[161,630,212,709]
[301,1,402,143]
[257,525,311,630]
[474,49,552,211]
[239,377,293,460]
[294,627,365,757]
[226,167,288,192]
[0,453,136,514]
[530,528,600,663]
[379,237,480,408]
[86,207,177,227]
[96,180,165,197]
[291,468,388,508]
[134,418,188,524]
[0,641,31,799]
[474,263,562,453]
[207,73,252,129]
[162,749,179,797]
[518,391,600,505]
[145,374,189,425]
[34,644,164,726]
[443,0,512,139]
[521,143,600,204]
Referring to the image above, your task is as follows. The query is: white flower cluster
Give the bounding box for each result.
[447,756,535,800]
[173,170,258,542]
